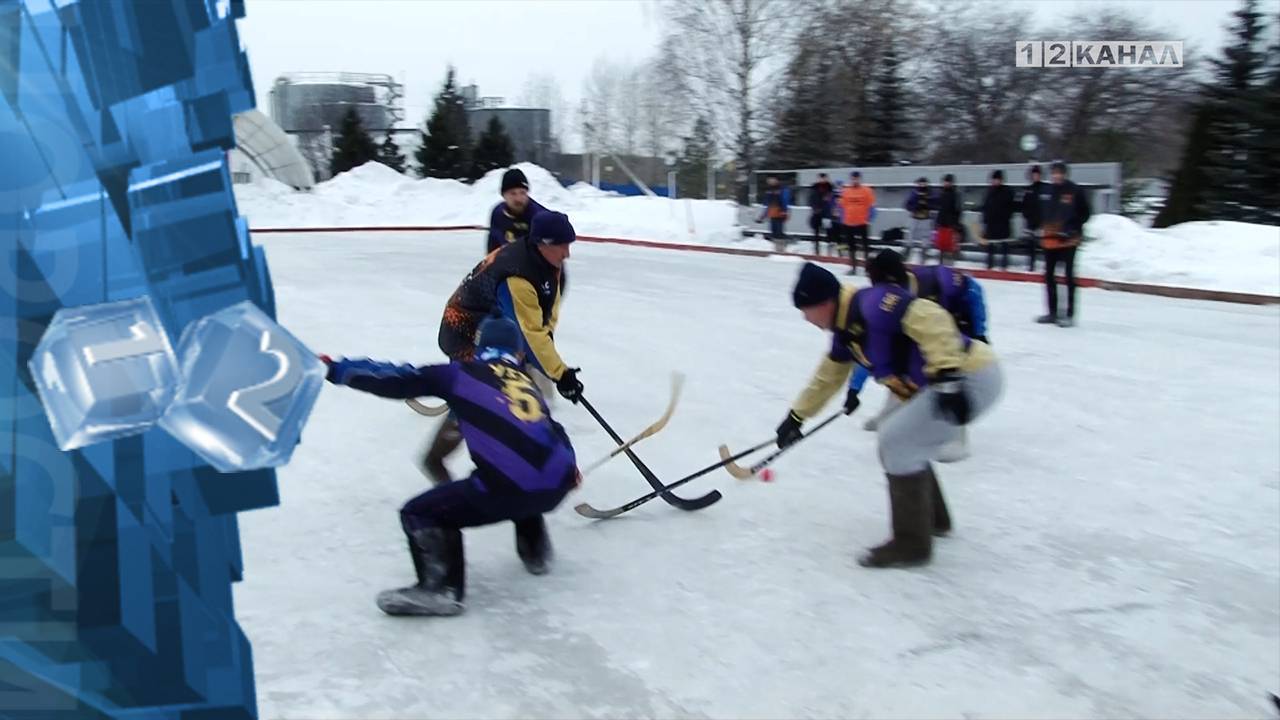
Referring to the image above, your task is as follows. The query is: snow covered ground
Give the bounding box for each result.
[233,162,1280,296]
[233,230,1280,719]
[235,162,744,248]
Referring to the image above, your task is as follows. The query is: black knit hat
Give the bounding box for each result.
[530,210,575,245]
[943,173,955,183]
[1028,164,1042,178]
[501,168,529,194]
[867,249,909,286]
[991,169,1004,180]
[792,262,840,308]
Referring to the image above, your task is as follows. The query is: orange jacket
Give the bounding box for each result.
[840,184,875,226]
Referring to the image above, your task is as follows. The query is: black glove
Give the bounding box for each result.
[932,370,970,426]
[776,411,804,449]
[557,367,584,404]
[843,388,861,415]
[974,335,990,345]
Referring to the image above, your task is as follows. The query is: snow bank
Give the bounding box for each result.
[1082,215,1279,296]
[235,162,750,247]
[235,163,1279,295]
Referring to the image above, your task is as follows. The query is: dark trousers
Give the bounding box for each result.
[846,224,870,271]
[769,218,786,239]
[1044,246,1078,318]
[985,237,1010,270]
[810,213,827,252]
[400,471,569,533]
[1025,230,1040,271]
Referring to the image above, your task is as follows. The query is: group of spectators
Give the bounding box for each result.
[760,162,1092,325]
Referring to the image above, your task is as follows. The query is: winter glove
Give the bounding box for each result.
[557,367,584,404]
[776,411,804,449]
[932,370,971,426]
[974,335,990,345]
[843,387,861,415]
[318,354,341,384]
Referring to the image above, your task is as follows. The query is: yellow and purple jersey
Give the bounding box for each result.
[327,357,577,494]
[790,284,996,418]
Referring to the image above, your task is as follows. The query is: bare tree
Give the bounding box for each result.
[921,7,1042,163]
[637,58,690,161]
[580,57,625,154]
[659,0,797,199]
[519,72,571,153]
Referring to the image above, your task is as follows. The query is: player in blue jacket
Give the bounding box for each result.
[322,315,579,616]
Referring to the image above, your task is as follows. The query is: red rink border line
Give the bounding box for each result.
[250,225,1280,306]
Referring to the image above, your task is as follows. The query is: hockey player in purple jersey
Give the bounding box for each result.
[321,315,580,616]
[779,260,1003,568]
[860,252,989,456]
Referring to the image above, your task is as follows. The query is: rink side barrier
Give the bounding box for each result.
[249,225,1280,306]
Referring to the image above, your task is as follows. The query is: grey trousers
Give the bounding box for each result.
[878,362,1004,475]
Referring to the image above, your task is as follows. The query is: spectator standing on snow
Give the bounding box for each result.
[1036,161,1091,328]
[759,176,791,240]
[1020,165,1049,271]
[904,177,935,263]
[809,173,835,253]
[934,174,963,266]
[980,170,1016,270]
[839,170,876,275]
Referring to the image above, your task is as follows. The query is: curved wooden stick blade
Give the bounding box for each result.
[406,398,448,416]
[718,444,755,480]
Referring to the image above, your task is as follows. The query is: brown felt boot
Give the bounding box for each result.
[420,417,463,486]
[858,470,933,568]
[926,464,952,537]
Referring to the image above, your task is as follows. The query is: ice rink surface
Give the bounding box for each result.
[235,231,1280,719]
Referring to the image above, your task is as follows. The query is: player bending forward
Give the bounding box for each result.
[860,251,990,462]
[425,209,582,488]
[780,261,1003,568]
[322,315,580,616]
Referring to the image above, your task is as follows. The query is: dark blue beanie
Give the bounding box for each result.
[792,262,840,308]
[477,314,521,355]
[530,211,575,246]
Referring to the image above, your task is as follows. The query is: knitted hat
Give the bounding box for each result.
[1028,164,1042,178]
[991,169,1004,180]
[477,313,521,355]
[867,249,909,287]
[943,173,955,183]
[792,262,840,308]
[501,168,529,194]
[530,210,575,246]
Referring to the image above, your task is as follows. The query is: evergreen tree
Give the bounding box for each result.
[329,107,378,177]
[1242,12,1279,222]
[767,49,835,169]
[676,116,714,199]
[471,116,515,179]
[1154,103,1214,227]
[375,133,406,174]
[416,67,472,179]
[1201,0,1267,220]
[862,45,909,165]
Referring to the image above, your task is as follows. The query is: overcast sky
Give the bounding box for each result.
[239,0,1241,138]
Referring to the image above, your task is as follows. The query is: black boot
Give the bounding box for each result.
[377,527,466,616]
[859,471,933,568]
[514,515,553,575]
[420,417,463,486]
[925,465,952,537]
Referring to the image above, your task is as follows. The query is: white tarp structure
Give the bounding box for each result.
[233,109,314,190]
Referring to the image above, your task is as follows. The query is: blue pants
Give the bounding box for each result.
[769,218,785,239]
[399,471,571,533]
